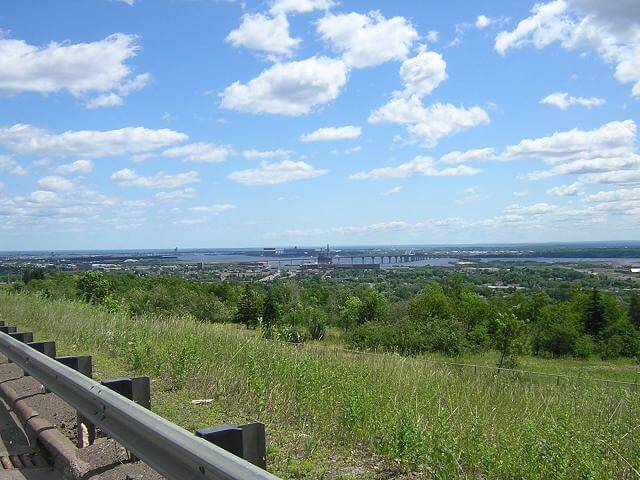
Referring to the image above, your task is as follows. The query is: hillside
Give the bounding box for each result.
[1,292,639,479]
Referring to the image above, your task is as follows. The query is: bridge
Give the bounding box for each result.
[333,253,429,265]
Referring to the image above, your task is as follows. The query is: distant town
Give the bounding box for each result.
[2,243,640,288]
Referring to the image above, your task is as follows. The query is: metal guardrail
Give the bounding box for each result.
[0,331,280,480]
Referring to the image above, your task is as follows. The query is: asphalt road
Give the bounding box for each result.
[0,358,164,480]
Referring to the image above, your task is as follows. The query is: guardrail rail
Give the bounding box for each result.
[0,330,281,480]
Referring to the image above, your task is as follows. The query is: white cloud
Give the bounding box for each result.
[495,0,640,96]
[131,153,153,163]
[502,120,636,163]
[456,186,483,204]
[163,143,233,163]
[37,176,74,192]
[476,15,495,30]
[269,0,334,16]
[513,190,529,197]
[220,56,348,116]
[279,202,597,238]
[584,187,640,203]
[111,169,200,188]
[188,204,237,214]
[154,188,197,202]
[350,156,481,180]
[547,181,583,196]
[426,30,439,43]
[495,0,570,55]
[381,186,403,196]
[228,160,328,186]
[504,202,560,215]
[369,97,489,147]
[527,157,640,180]
[0,33,149,106]
[85,92,124,109]
[343,146,362,155]
[408,104,490,148]
[0,185,119,231]
[29,190,62,204]
[316,11,418,68]
[243,149,293,159]
[579,169,640,184]
[398,49,447,97]
[440,147,495,164]
[122,200,150,208]
[300,125,361,142]
[226,13,300,55]
[0,155,27,175]
[540,92,606,109]
[0,124,187,158]
[368,95,428,124]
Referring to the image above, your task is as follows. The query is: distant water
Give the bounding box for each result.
[479,257,640,265]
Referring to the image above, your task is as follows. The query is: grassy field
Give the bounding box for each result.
[1,292,639,479]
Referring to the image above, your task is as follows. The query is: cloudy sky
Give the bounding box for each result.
[1,0,640,250]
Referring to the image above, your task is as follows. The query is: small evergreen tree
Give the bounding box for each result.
[584,288,606,336]
[629,291,640,329]
[261,290,280,338]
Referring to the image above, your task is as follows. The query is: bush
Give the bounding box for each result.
[346,321,428,355]
[274,323,306,343]
[601,335,624,360]
[77,271,110,304]
[573,335,595,359]
[424,317,467,357]
[306,314,326,341]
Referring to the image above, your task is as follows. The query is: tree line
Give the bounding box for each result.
[9,268,640,364]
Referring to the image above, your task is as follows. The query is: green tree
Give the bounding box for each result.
[358,289,389,325]
[583,288,606,336]
[493,312,525,369]
[76,271,110,304]
[234,286,262,328]
[629,291,640,329]
[532,303,581,357]
[262,290,280,338]
[339,296,362,331]
[22,268,45,284]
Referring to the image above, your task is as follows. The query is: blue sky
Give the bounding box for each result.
[1,0,639,250]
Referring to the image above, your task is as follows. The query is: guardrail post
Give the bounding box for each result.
[196,422,267,470]
[28,342,57,383]
[5,332,33,364]
[28,341,57,358]
[55,355,95,448]
[0,326,17,334]
[101,376,151,410]
[101,376,151,461]
[8,332,34,343]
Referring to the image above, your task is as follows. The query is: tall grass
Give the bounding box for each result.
[1,291,639,479]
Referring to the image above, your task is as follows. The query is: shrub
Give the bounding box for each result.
[573,335,595,359]
[424,317,467,357]
[306,314,327,341]
[346,321,427,355]
[274,323,306,343]
[601,335,624,360]
[76,271,110,304]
